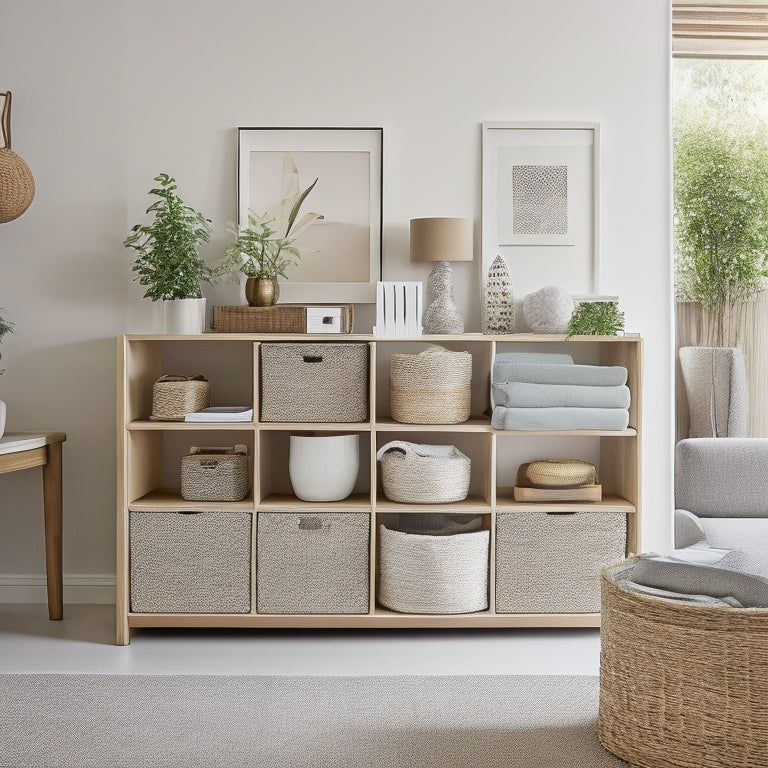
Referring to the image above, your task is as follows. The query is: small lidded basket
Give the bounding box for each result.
[150,374,210,421]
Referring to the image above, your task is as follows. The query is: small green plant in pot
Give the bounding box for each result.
[124,173,215,333]
[0,309,16,438]
[219,157,322,306]
[567,301,625,338]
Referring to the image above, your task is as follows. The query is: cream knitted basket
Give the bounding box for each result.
[389,346,472,424]
[376,441,471,504]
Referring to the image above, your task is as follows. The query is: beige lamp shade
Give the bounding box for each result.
[410,217,473,263]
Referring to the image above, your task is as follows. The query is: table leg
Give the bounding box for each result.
[42,442,63,620]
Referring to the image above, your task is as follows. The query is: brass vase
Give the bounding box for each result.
[246,276,280,307]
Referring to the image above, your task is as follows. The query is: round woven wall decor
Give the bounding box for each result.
[0,92,35,224]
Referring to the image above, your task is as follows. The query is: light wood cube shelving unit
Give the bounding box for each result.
[116,333,642,645]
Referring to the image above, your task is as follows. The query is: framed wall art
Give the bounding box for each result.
[481,122,600,301]
[238,127,383,303]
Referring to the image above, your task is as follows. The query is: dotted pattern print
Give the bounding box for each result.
[512,165,568,235]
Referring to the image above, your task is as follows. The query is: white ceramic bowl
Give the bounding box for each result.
[289,434,360,502]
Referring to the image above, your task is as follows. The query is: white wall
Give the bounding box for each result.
[0,0,672,601]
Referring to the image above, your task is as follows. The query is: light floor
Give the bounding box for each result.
[0,603,600,676]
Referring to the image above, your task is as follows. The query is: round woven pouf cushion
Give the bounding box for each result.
[522,285,573,333]
[0,147,35,223]
[599,561,768,768]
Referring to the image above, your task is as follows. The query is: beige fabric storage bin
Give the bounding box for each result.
[256,512,370,614]
[495,509,626,613]
[180,445,249,502]
[377,524,489,614]
[129,511,251,614]
[260,342,368,422]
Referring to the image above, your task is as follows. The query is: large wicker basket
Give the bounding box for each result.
[376,440,470,503]
[599,559,768,768]
[377,524,489,614]
[390,346,472,424]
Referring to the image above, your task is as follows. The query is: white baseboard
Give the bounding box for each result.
[0,574,115,604]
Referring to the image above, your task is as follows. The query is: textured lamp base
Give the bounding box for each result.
[424,261,464,335]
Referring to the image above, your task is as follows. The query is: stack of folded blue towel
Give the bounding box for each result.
[491,352,630,430]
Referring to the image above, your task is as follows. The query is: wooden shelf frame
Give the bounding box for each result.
[117,333,642,644]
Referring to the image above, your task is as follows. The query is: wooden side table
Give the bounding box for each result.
[0,431,66,619]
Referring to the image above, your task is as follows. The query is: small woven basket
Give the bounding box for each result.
[376,441,471,503]
[377,524,489,614]
[180,445,249,502]
[599,559,768,768]
[390,346,472,424]
[0,92,35,224]
[150,375,210,421]
[517,459,598,489]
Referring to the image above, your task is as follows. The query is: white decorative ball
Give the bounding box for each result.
[523,286,574,333]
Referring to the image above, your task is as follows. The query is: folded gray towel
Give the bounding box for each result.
[494,352,574,367]
[492,382,631,409]
[491,405,629,431]
[493,361,628,387]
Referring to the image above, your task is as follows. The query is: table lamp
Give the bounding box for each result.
[410,217,473,334]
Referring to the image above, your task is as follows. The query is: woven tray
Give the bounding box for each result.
[212,304,353,333]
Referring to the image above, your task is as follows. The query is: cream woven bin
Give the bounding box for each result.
[377,441,470,503]
[495,509,626,613]
[180,445,249,502]
[256,512,370,614]
[150,375,210,421]
[390,346,472,424]
[129,511,251,614]
[377,524,489,614]
[260,343,368,423]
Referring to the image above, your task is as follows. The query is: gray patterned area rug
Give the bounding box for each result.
[1,674,629,768]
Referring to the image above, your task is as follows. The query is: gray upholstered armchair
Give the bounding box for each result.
[675,437,768,579]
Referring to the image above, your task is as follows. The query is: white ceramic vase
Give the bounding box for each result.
[0,399,5,439]
[289,434,360,502]
[162,297,206,335]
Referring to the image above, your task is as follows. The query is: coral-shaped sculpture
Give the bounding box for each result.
[523,285,574,333]
[482,255,515,334]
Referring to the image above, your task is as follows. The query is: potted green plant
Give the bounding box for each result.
[567,301,625,338]
[0,308,16,438]
[124,173,215,333]
[219,163,321,306]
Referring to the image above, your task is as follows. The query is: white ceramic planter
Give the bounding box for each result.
[162,298,206,335]
[289,434,360,502]
[0,399,5,439]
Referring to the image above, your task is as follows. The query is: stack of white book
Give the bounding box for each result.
[184,407,253,423]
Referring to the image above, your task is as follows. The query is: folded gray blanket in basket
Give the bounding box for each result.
[493,361,627,387]
[491,405,629,431]
[492,382,631,409]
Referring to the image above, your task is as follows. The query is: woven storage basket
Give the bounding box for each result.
[0,92,35,224]
[520,459,598,488]
[599,560,768,768]
[150,374,210,421]
[260,343,368,422]
[256,512,369,614]
[495,509,626,613]
[129,511,251,613]
[376,441,470,504]
[377,524,489,614]
[180,445,249,502]
[390,346,472,424]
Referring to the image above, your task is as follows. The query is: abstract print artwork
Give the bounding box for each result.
[512,164,568,236]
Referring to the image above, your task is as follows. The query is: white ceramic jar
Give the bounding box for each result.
[289,433,359,502]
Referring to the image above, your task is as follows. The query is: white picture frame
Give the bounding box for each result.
[238,127,383,303]
[481,122,600,300]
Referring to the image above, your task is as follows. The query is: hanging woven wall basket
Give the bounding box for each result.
[0,92,35,223]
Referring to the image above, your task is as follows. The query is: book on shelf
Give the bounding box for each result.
[184,407,254,423]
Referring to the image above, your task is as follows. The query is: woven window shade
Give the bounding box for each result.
[673,1,768,58]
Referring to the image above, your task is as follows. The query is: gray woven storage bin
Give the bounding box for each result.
[129,511,251,614]
[377,524,489,614]
[256,512,370,614]
[495,509,626,614]
[181,445,249,502]
[260,342,368,423]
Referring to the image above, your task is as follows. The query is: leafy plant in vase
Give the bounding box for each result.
[124,173,216,333]
[0,309,16,439]
[219,156,322,306]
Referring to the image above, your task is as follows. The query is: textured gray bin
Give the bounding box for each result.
[495,509,627,614]
[256,512,370,614]
[130,511,251,614]
[260,342,369,422]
